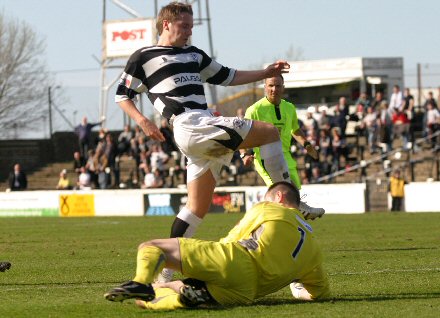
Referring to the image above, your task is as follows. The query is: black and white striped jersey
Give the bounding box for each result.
[115,45,236,120]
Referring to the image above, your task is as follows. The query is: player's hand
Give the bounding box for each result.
[265,60,290,77]
[242,154,254,166]
[138,117,165,142]
[306,144,319,160]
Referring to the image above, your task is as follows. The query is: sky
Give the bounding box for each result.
[1,0,440,137]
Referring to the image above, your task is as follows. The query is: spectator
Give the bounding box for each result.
[310,165,321,184]
[117,124,133,156]
[95,127,108,149]
[85,149,99,188]
[425,101,440,148]
[133,125,145,140]
[389,85,404,113]
[336,96,350,118]
[370,91,386,112]
[77,166,92,190]
[56,169,72,190]
[389,169,406,211]
[403,88,414,116]
[95,146,111,189]
[137,150,150,184]
[103,133,119,187]
[331,100,348,137]
[356,91,370,111]
[360,106,379,154]
[378,101,393,153]
[303,108,319,138]
[74,116,104,158]
[149,143,169,175]
[424,91,438,110]
[318,129,332,161]
[73,151,85,176]
[159,119,178,156]
[392,108,410,150]
[317,105,331,133]
[8,163,27,191]
[330,127,347,171]
[143,166,165,189]
[300,169,309,185]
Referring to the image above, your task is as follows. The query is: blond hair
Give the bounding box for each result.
[156,1,193,35]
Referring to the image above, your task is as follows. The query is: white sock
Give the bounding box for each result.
[259,140,291,183]
[175,206,203,238]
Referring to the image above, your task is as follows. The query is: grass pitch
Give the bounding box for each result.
[1,212,439,318]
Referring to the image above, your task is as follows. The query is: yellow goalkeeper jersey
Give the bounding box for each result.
[220,201,329,300]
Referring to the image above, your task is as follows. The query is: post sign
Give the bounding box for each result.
[105,19,155,58]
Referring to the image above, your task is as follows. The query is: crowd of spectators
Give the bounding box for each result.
[292,87,439,184]
[54,88,439,190]
[4,88,437,192]
[67,118,186,190]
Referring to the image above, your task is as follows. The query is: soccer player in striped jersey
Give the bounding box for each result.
[115,1,320,282]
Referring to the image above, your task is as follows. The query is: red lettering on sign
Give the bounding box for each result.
[112,29,146,42]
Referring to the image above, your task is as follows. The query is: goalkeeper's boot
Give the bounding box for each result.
[0,262,11,272]
[179,284,213,307]
[104,280,155,302]
[299,198,325,220]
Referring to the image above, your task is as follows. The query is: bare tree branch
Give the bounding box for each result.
[0,12,53,136]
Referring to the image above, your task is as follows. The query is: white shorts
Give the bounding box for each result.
[172,109,252,183]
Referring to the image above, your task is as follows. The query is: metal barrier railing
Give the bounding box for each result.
[316,130,440,183]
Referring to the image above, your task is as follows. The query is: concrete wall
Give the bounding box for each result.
[0,132,89,182]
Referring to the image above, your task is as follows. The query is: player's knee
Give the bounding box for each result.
[138,240,156,249]
[253,121,280,142]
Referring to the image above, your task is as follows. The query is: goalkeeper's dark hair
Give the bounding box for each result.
[266,181,300,207]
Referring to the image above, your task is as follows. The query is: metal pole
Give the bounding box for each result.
[48,87,53,139]
[205,0,217,105]
[417,63,422,106]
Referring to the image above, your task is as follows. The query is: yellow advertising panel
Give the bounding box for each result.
[59,194,95,217]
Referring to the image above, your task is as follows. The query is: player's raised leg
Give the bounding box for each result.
[241,120,324,220]
[239,120,291,183]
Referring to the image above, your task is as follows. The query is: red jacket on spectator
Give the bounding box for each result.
[392,111,410,125]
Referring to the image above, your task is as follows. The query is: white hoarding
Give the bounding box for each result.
[105,19,155,58]
[245,184,366,214]
[404,182,440,212]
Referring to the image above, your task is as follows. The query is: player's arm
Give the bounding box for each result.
[292,128,318,160]
[118,99,165,142]
[238,106,257,165]
[229,61,290,86]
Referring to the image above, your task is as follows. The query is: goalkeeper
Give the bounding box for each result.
[104,182,330,309]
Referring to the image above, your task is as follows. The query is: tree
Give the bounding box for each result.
[0,12,52,138]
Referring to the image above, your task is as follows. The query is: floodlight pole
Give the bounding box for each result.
[48,87,53,139]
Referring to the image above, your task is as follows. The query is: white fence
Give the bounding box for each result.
[0,182,438,217]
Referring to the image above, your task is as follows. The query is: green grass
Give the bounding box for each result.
[1,212,440,318]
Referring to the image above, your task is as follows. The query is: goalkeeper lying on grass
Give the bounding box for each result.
[105,182,330,309]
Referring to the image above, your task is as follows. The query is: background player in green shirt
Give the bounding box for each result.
[240,75,324,219]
